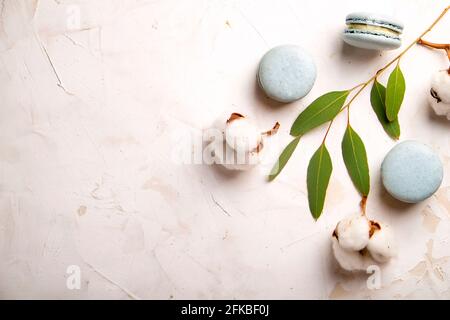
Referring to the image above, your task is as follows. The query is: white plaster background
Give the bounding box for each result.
[0,0,449,299]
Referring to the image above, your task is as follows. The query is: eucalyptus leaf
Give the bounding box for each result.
[290,91,350,136]
[268,136,301,181]
[385,64,406,121]
[370,80,401,139]
[341,126,370,197]
[307,144,333,220]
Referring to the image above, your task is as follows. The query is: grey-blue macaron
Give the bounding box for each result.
[257,45,316,103]
[381,141,443,203]
[343,12,404,50]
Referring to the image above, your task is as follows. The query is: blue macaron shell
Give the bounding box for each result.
[381,141,443,203]
[258,45,316,103]
[346,12,404,32]
[343,31,401,50]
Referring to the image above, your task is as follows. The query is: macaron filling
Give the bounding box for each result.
[346,23,401,39]
[345,17,403,34]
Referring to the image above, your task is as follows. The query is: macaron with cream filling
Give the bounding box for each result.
[343,12,404,50]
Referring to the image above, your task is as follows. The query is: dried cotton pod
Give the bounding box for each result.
[367,221,397,263]
[331,237,374,272]
[209,113,280,171]
[429,70,450,120]
[332,214,396,272]
[335,214,370,251]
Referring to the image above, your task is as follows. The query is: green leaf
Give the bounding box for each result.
[290,91,350,136]
[307,144,333,220]
[385,64,406,121]
[370,80,401,139]
[268,136,300,181]
[341,126,370,197]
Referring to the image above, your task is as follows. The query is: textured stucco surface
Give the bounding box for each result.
[0,0,449,299]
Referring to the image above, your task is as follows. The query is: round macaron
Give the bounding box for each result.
[381,141,443,203]
[257,45,316,103]
[343,12,404,50]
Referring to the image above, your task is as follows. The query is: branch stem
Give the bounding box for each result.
[321,120,334,144]
[418,38,450,61]
[360,196,368,215]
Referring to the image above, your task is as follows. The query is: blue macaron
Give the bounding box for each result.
[343,12,404,50]
[381,141,443,203]
[257,45,316,103]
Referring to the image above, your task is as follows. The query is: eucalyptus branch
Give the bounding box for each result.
[269,6,450,220]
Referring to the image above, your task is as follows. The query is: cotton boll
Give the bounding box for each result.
[331,237,374,272]
[429,70,450,120]
[335,214,370,251]
[222,153,260,171]
[211,138,260,171]
[367,222,397,263]
[208,113,280,171]
[331,214,396,272]
[431,70,450,103]
[225,113,262,154]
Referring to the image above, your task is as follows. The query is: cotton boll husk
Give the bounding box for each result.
[335,214,370,251]
[367,222,397,263]
[331,237,374,272]
[429,70,450,120]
